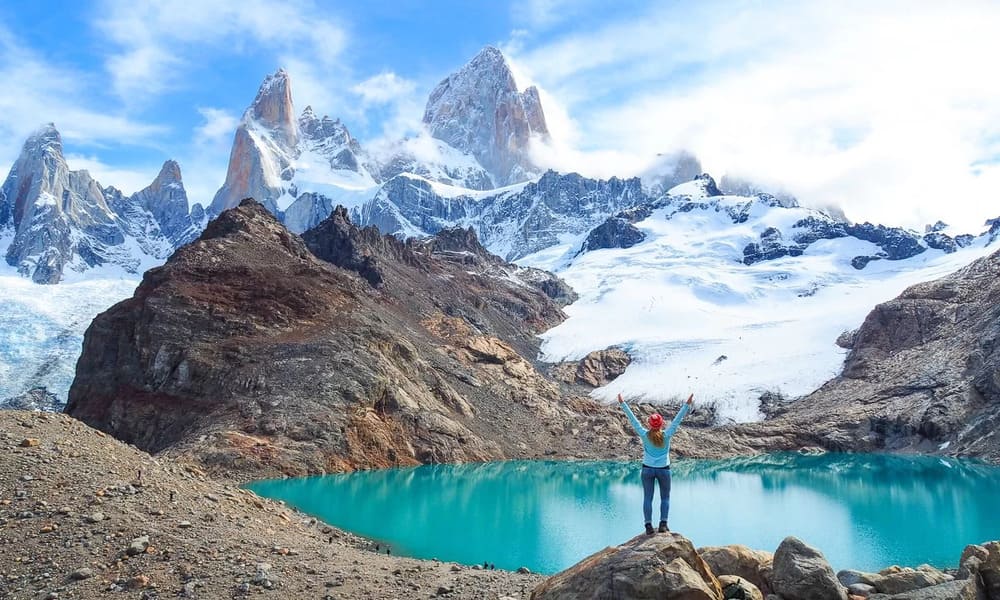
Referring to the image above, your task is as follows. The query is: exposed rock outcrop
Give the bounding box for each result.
[530,532,723,600]
[698,544,773,595]
[771,537,848,600]
[553,348,632,388]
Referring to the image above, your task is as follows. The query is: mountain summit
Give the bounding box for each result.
[250,68,298,150]
[423,46,549,187]
[0,124,198,282]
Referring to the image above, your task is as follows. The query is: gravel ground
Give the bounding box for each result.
[0,410,543,600]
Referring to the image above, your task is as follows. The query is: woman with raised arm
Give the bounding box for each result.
[618,392,693,534]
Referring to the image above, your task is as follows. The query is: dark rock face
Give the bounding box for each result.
[578,217,646,254]
[846,222,926,260]
[65,199,612,478]
[2,387,62,411]
[301,206,404,288]
[922,232,956,253]
[743,227,804,265]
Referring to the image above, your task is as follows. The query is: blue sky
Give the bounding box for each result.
[2,0,1000,231]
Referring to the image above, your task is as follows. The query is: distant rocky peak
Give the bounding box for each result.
[422,45,550,187]
[249,68,298,148]
[153,159,182,186]
[28,122,63,154]
[521,85,549,138]
[298,107,351,143]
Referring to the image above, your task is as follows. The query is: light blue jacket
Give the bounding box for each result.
[621,401,690,467]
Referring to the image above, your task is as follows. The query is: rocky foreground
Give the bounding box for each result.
[0,410,542,600]
[533,529,1000,600]
[7,407,997,600]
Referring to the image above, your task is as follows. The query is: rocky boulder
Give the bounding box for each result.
[959,542,1000,599]
[699,544,773,595]
[770,537,847,600]
[718,575,763,600]
[531,532,723,600]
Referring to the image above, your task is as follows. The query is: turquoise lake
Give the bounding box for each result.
[247,453,1000,574]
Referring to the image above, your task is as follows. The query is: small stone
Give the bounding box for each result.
[20,438,40,447]
[127,535,150,556]
[436,586,453,596]
[450,564,462,572]
[205,493,220,502]
[85,512,105,524]
[128,574,151,589]
[69,567,95,580]
[178,520,193,529]
[40,523,57,533]
[517,566,531,574]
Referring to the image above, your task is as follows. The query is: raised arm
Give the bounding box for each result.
[618,393,646,436]
[664,394,694,437]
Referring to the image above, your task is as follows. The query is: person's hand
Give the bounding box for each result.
[617,393,624,404]
[686,394,694,406]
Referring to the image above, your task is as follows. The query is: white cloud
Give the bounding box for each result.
[194,108,239,146]
[64,154,159,196]
[508,0,1000,231]
[0,26,167,176]
[352,72,417,105]
[95,0,349,103]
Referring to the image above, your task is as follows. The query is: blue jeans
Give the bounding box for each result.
[641,465,671,524]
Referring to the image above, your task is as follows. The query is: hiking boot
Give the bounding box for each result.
[644,522,655,535]
[658,521,669,533]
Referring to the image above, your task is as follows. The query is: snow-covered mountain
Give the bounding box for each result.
[520,175,1000,422]
[209,46,550,233]
[0,124,201,283]
[208,69,382,220]
[422,45,549,187]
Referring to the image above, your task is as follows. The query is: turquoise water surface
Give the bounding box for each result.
[247,453,1000,574]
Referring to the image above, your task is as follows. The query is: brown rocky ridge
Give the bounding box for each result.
[65,199,661,480]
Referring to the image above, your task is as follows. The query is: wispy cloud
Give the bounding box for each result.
[194,108,239,147]
[0,26,167,171]
[64,154,158,196]
[352,72,417,105]
[508,0,1000,231]
[95,0,349,104]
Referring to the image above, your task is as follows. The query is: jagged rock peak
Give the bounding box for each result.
[26,122,63,153]
[423,45,549,186]
[301,204,412,288]
[154,159,182,185]
[249,68,297,148]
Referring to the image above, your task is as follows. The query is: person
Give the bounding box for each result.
[618,392,693,534]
